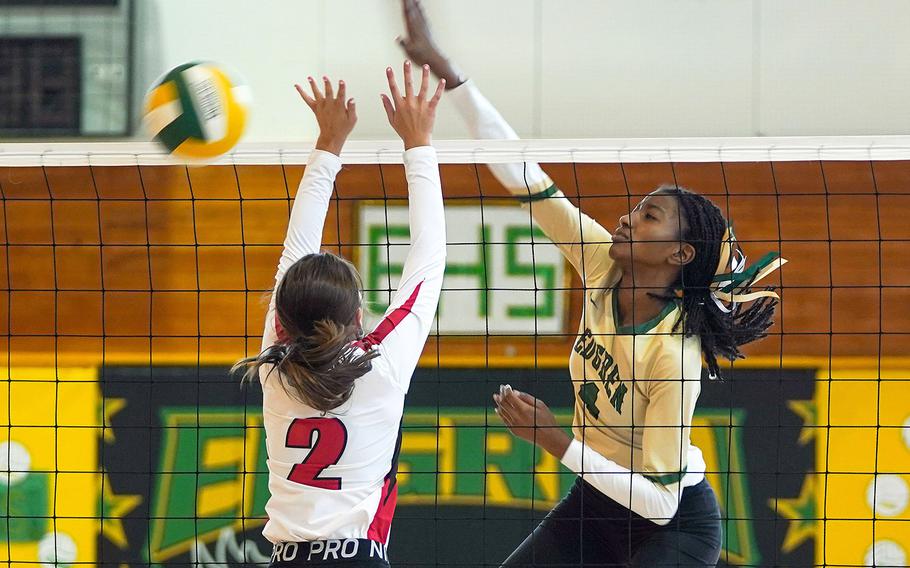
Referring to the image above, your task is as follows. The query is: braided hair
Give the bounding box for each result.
[653,185,778,379]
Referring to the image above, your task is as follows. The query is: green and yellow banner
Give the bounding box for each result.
[2,365,908,567]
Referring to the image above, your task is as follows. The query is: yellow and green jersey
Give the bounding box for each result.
[525,189,705,487]
[447,78,707,509]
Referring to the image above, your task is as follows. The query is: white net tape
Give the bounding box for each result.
[3,135,910,167]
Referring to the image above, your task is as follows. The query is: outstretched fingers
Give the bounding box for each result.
[322,76,334,100]
[308,76,323,101]
[417,64,430,99]
[429,77,445,108]
[297,77,353,111]
[380,93,395,123]
[295,83,316,109]
[403,60,414,98]
[381,60,440,147]
[386,66,402,101]
[336,79,347,102]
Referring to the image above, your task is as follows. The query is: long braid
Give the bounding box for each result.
[654,186,778,379]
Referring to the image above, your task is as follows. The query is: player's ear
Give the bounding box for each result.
[670,242,696,266]
[355,307,363,329]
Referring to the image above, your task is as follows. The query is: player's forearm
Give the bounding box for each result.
[536,427,573,461]
[428,56,465,90]
[560,439,681,525]
[276,150,341,279]
[447,80,553,196]
[370,146,446,389]
[400,146,446,280]
[446,79,614,281]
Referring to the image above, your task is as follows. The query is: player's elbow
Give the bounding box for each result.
[647,508,677,526]
[423,242,447,273]
[434,247,447,265]
[640,487,681,526]
[409,226,447,257]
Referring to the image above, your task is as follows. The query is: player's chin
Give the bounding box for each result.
[608,240,631,262]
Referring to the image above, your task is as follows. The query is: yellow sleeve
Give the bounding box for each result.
[525,189,615,286]
[640,348,702,485]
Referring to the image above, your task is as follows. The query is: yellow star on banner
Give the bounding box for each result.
[101,473,142,550]
[769,474,816,553]
[787,400,816,446]
[102,398,127,444]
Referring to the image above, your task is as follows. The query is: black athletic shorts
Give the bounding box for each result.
[502,478,723,567]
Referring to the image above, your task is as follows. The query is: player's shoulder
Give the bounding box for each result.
[645,333,702,385]
[350,342,401,385]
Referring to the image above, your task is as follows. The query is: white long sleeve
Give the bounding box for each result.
[389,147,447,307]
[447,80,553,196]
[448,79,616,286]
[360,146,446,391]
[262,149,342,350]
[275,150,342,281]
[560,439,707,525]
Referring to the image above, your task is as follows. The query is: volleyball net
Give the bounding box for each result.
[1,137,908,567]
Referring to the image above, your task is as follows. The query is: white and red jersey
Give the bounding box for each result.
[259,147,445,545]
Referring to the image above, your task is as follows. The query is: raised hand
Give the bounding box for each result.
[397,0,464,89]
[380,61,445,150]
[295,76,357,156]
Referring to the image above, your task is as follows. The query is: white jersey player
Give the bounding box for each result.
[234,64,446,568]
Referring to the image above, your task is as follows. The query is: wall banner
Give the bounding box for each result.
[97,365,816,567]
[357,203,567,335]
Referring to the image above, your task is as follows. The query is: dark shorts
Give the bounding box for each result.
[502,478,723,567]
[268,539,390,568]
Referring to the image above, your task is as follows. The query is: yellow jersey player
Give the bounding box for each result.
[398,1,785,566]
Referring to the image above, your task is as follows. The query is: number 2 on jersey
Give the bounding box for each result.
[285,417,347,490]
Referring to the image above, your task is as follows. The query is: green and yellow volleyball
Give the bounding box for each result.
[143,61,251,161]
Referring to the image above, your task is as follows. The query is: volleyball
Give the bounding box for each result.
[142,61,251,161]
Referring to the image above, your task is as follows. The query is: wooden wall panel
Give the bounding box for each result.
[0,160,906,368]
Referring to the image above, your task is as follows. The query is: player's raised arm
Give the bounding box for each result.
[397,0,614,286]
[360,62,447,390]
[263,77,357,349]
[234,72,445,552]
[275,77,357,281]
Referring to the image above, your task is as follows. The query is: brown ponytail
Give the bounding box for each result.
[233,252,379,413]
